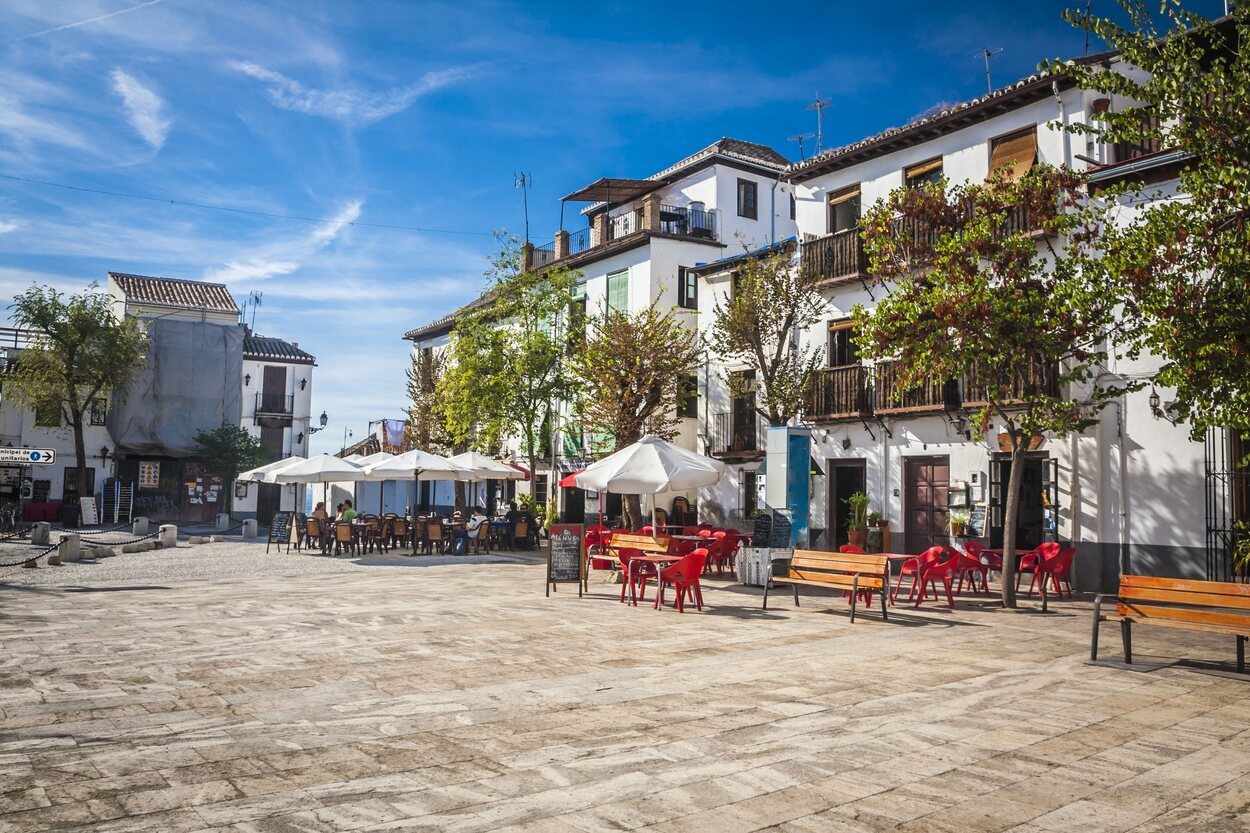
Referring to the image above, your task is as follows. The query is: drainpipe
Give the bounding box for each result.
[1052,81,1072,169]
[1116,399,1129,576]
[770,179,780,245]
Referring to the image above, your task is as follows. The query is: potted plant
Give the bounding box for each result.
[846,491,871,548]
[949,509,969,537]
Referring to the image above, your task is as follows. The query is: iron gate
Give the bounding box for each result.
[1204,427,1247,582]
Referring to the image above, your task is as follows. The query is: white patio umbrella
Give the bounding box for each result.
[238,456,306,483]
[572,435,725,530]
[364,450,473,553]
[342,453,366,464]
[354,451,397,514]
[448,451,525,511]
[273,454,368,516]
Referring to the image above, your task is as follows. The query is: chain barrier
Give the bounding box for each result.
[81,530,162,548]
[0,542,62,571]
[0,527,31,544]
[64,523,132,536]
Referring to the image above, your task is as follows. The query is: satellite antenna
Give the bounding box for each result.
[788,132,815,161]
[514,172,531,244]
[977,48,1004,94]
[806,96,832,153]
[247,290,263,329]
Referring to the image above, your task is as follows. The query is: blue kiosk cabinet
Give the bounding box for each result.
[764,426,812,549]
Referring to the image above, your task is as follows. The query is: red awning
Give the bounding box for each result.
[506,462,531,480]
[559,469,585,488]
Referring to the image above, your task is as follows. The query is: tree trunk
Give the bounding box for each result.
[1000,434,1028,609]
[70,411,90,518]
[623,494,643,531]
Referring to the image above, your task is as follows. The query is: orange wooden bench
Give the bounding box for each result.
[1092,574,1250,673]
[764,550,890,623]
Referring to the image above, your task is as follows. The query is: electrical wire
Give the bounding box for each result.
[0,173,497,237]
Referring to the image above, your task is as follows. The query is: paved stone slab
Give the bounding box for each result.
[2,557,1249,832]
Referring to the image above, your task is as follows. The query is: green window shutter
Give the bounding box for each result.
[606,270,628,313]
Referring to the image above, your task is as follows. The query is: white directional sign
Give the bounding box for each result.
[0,448,56,465]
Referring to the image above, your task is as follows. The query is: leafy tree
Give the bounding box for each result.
[7,284,148,502]
[404,345,453,455]
[709,247,823,426]
[193,425,266,515]
[854,166,1136,607]
[438,238,580,507]
[572,301,703,528]
[1049,3,1250,437]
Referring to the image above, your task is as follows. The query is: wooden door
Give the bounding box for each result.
[827,460,866,550]
[904,456,949,554]
[256,483,281,525]
[261,366,286,414]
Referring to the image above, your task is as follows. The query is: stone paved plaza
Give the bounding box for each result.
[2,545,1250,832]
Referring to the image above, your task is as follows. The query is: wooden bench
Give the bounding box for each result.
[601,534,672,568]
[763,550,890,623]
[1092,574,1250,673]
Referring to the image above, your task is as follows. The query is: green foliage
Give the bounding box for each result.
[846,491,871,531]
[7,284,148,499]
[1049,2,1250,437]
[572,300,703,453]
[194,425,266,512]
[855,165,1136,606]
[405,346,453,454]
[438,236,580,486]
[708,247,823,426]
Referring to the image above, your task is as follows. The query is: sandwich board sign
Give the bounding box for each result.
[0,448,55,465]
[546,524,584,597]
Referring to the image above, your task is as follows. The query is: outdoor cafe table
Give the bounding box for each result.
[625,553,685,607]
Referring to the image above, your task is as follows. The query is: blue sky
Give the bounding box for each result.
[0,0,1225,455]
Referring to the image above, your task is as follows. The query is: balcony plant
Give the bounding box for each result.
[846,491,871,548]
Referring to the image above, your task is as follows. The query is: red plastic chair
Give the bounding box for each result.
[1033,546,1076,599]
[589,530,615,570]
[837,544,878,606]
[964,540,999,590]
[839,544,865,554]
[655,549,709,612]
[890,546,945,605]
[916,550,960,608]
[948,545,986,594]
[681,525,700,536]
[1017,542,1060,596]
[618,548,657,605]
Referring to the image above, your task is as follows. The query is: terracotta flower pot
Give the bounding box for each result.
[848,528,867,548]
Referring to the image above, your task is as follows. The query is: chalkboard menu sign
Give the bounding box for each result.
[752,508,792,548]
[267,511,292,554]
[546,524,584,597]
[966,504,988,538]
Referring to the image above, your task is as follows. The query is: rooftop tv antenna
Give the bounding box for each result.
[514,172,531,244]
[247,290,263,329]
[1084,0,1093,55]
[806,95,832,153]
[788,132,815,161]
[977,47,1004,94]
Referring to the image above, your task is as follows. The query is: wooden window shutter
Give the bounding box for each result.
[989,128,1038,181]
[905,157,943,179]
[828,185,860,205]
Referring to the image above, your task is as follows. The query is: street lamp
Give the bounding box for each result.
[308,411,329,434]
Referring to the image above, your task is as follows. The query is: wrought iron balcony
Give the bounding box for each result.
[659,204,718,241]
[712,410,761,457]
[255,393,294,416]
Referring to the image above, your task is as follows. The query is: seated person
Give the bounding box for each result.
[311,502,328,520]
[450,507,487,554]
[334,503,344,521]
[341,500,358,522]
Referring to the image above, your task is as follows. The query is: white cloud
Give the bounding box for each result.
[110,68,170,149]
[203,200,363,284]
[0,220,19,234]
[228,60,480,124]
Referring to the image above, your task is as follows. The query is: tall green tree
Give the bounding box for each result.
[438,238,581,506]
[709,247,823,426]
[7,284,148,502]
[194,425,266,515]
[404,345,453,455]
[572,301,703,528]
[1050,2,1250,437]
[855,166,1135,607]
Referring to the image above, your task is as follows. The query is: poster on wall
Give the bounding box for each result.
[138,461,160,489]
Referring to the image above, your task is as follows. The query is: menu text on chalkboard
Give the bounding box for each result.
[546,524,584,597]
[267,511,292,554]
[966,504,988,538]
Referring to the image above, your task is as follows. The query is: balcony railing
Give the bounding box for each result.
[1112,110,1165,164]
[569,227,592,254]
[807,365,870,420]
[532,241,556,268]
[802,227,867,283]
[659,204,717,241]
[255,393,294,416]
[962,358,1059,405]
[712,410,760,456]
[609,210,639,241]
[874,361,948,414]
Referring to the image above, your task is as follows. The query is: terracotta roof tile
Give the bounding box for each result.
[109,272,239,313]
[243,334,316,364]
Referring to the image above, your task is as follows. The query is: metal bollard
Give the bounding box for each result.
[133,517,150,536]
[57,532,81,563]
[31,522,51,545]
[242,519,258,539]
[158,524,178,548]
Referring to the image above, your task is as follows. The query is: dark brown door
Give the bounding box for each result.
[904,456,950,554]
[256,483,280,525]
[827,460,866,550]
[261,366,287,413]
